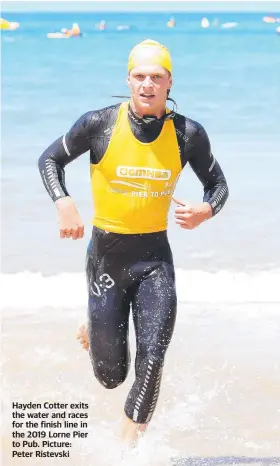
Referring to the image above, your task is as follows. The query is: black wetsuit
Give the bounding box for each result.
[38,103,229,424]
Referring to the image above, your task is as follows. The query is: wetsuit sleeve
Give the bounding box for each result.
[185,123,229,216]
[38,111,94,202]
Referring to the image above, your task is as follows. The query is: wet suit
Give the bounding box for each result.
[38,102,229,424]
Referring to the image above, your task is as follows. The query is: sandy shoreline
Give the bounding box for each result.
[1,302,280,465]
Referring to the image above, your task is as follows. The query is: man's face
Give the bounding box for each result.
[127,64,172,117]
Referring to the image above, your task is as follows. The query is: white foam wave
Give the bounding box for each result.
[1,269,279,310]
[176,268,280,303]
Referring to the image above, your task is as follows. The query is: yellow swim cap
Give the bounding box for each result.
[128,39,172,73]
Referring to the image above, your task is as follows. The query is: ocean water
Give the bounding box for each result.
[2,11,280,277]
[1,11,280,465]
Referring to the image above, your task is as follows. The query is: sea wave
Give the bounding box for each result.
[1,269,280,309]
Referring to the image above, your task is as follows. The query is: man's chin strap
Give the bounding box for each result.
[111,96,177,124]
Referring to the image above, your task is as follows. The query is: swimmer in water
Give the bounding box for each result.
[38,39,229,448]
[167,17,176,28]
[60,23,81,37]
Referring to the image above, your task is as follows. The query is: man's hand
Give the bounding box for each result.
[55,197,84,240]
[173,197,212,230]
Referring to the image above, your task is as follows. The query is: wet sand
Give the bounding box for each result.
[1,302,280,465]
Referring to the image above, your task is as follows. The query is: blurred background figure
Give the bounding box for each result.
[263,15,277,23]
[0,17,20,30]
[70,22,81,36]
[47,22,81,39]
[201,17,210,28]
[166,16,176,28]
[97,19,106,30]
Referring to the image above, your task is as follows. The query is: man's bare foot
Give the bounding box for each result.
[76,324,89,351]
[121,413,148,448]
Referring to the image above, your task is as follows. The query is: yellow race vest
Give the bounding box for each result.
[90,102,182,234]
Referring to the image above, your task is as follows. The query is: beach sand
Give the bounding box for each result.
[1,302,280,466]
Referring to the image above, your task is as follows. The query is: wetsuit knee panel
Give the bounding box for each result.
[91,358,129,389]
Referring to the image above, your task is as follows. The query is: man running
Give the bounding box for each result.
[38,40,229,447]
